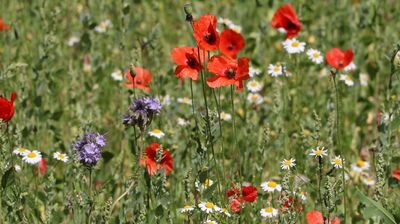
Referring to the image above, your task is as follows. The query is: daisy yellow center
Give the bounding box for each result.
[116,71,122,78]
[18,148,27,153]
[315,149,323,155]
[222,208,228,213]
[184,205,192,209]
[251,95,258,101]
[313,53,320,58]
[250,82,257,87]
[205,202,214,209]
[284,160,292,166]
[204,179,211,187]
[58,154,65,159]
[356,160,365,168]
[221,113,227,119]
[291,41,299,47]
[274,66,281,72]
[268,181,277,188]
[345,75,352,81]
[367,178,373,182]
[100,23,107,29]
[207,222,214,224]
[265,207,273,213]
[183,97,190,103]
[152,129,161,134]
[27,152,37,158]
[334,159,341,165]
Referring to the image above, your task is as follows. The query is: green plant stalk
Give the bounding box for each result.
[87,168,93,224]
[230,86,241,180]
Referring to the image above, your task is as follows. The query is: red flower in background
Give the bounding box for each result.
[39,158,47,176]
[219,29,245,59]
[125,67,152,92]
[207,56,249,91]
[0,17,10,31]
[171,47,204,80]
[271,3,302,39]
[140,143,173,176]
[392,169,400,181]
[306,210,340,224]
[325,48,354,70]
[0,92,17,123]
[283,196,303,213]
[193,14,219,51]
[226,184,258,213]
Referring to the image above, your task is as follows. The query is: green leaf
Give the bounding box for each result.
[356,189,396,224]
[390,116,400,131]
[202,181,217,200]
[1,168,14,189]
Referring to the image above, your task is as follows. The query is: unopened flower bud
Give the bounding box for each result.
[184,3,193,22]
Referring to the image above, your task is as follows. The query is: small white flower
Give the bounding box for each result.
[159,95,171,106]
[95,19,112,33]
[14,165,22,172]
[178,205,194,213]
[309,146,328,158]
[229,24,242,33]
[282,38,306,54]
[340,74,354,86]
[261,181,282,192]
[246,80,263,92]
[344,62,356,72]
[268,64,284,77]
[218,18,233,26]
[13,147,30,156]
[249,66,262,77]
[22,150,42,165]
[148,129,165,139]
[281,158,296,170]
[177,117,188,126]
[198,201,221,214]
[204,220,218,224]
[195,179,214,191]
[351,159,370,173]
[177,97,192,105]
[306,48,323,64]
[297,191,307,201]
[359,73,369,86]
[220,208,231,217]
[362,176,376,186]
[247,93,263,105]
[331,155,343,169]
[67,36,80,47]
[260,207,278,218]
[111,70,123,81]
[220,112,232,121]
[53,152,69,163]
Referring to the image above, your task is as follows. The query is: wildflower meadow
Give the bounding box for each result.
[1,0,400,223]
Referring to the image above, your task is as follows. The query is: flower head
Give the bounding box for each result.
[67,36,80,47]
[307,49,323,64]
[207,56,250,91]
[309,146,327,158]
[124,67,152,92]
[219,29,245,59]
[148,129,165,139]
[326,48,354,70]
[282,38,305,54]
[178,204,194,213]
[281,158,296,170]
[249,66,262,77]
[339,74,354,86]
[95,19,112,33]
[195,178,214,191]
[72,133,106,167]
[13,147,30,156]
[271,3,302,39]
[177,97,192,105]
[351,159,370,173]
[111,70,124,81]
[123,96,162,132]
[261,180,282,192]
[53,152,69,163]
[220,112,232,121]
[22,150,42,165]
[260,207,279,218]
[0,92,17,123]
[140,142,173,176]
[362,176,376,186]
[0,17,11,31]
[344,62,356,72]
[331,155,343,169]
[193,14,219,51]
[198,201,221,213]
[247,93,264,105]
[204,220,218,224]
[246,80,263,92]
[171,47,204,80]
[268,64,284,77]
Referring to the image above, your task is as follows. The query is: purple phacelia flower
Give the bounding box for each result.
[72,133,106,167]
[123,96,162,132]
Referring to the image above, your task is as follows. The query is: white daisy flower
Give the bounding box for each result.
[53,152,69,163]
[159,95,171,106]
[344,62,356,72]
[282,38,306,54]
[204,220,218,224]
[198,201,221,214]
[331,155,343,169]
[309,146,328,158]
[22,150,42,165]
[281,158,296,170]
[195,179,214,191]
[260,207,278,218]
[247,93,263,105]
[67,36,80,47]
[13,147,30,156]
[148,129,165,139]
[218,18,233,26]
[178,204,194,213]
[111,70,123,81]
[359,73,369,86]
[306,48,323,64]
[362,176,376,186]
[249,66,262,77]
[14,165,22,172]
[177,97,192,105]
[220,112,232,121]
[177,117,188,126]
[340,74,354,86]
[95,19,112,33]
[229,24,242,33]
[268,64,284,77]
[220,208,231,217]
[351,159,370,173]
[297,191,307,201]
[261,180,282,192]
[246,80,263,92]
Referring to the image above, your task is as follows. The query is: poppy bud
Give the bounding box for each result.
[129,64,136,79]
[183,3,193,22]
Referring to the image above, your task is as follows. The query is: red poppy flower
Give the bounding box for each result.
[230,198,243,213]
[241,185,258,202]
[219,29,245,59]
[283,196,303,213]
[392,169,400,181]
[325,48,354,70]
[271,3,302,39]
[226,184,258,212]
[39,158,47,176]
[140,142,173,176]
[192,14,219,51]
[207,56,249,91]
[306,210,340,224]
[171,47,205,80]
[0,17,11,31]
[125,67,152,92]
[0,91,16,123]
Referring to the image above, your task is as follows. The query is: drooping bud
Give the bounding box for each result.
[183,3,193,22]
